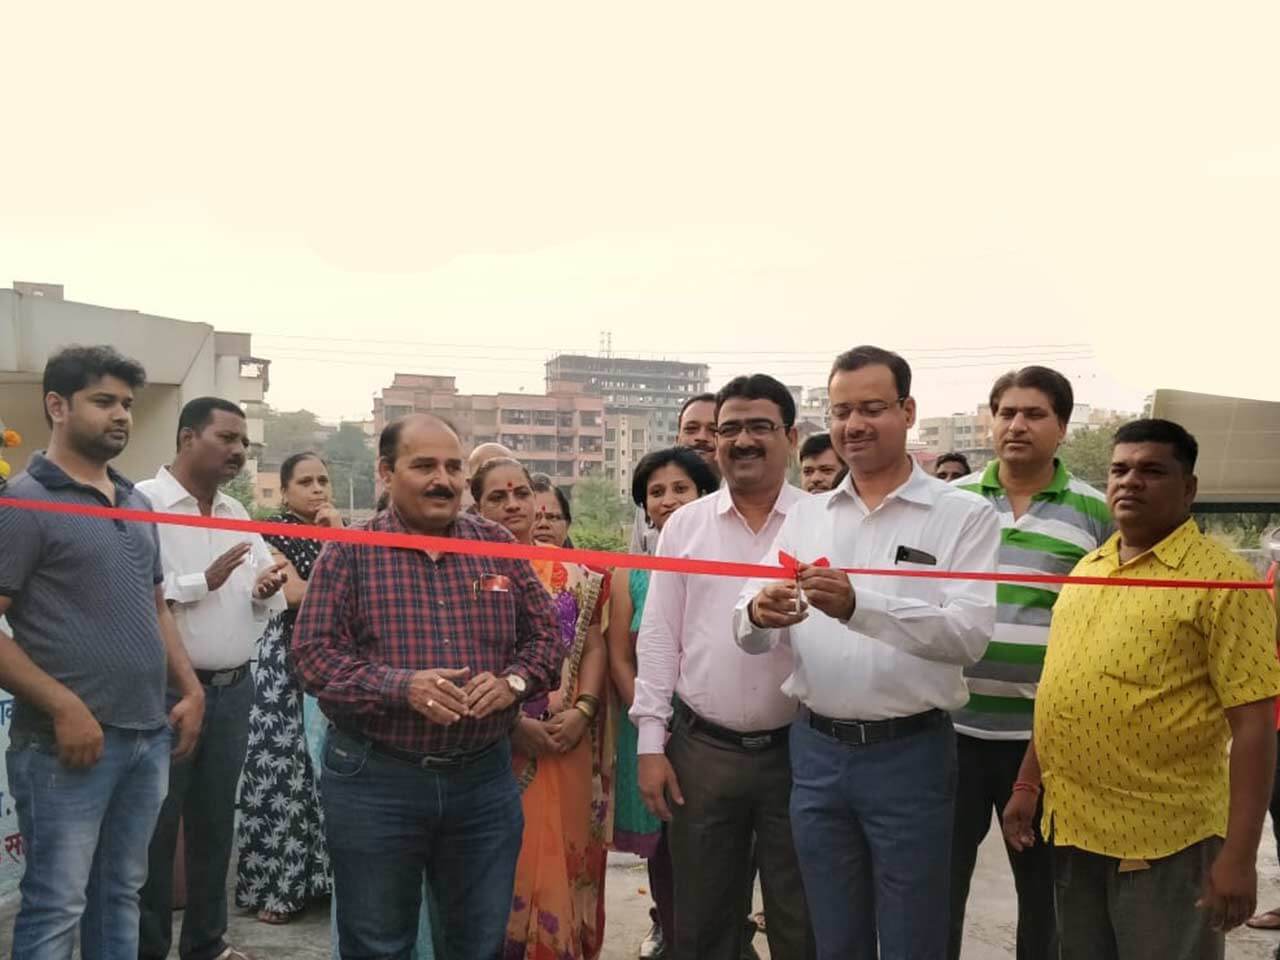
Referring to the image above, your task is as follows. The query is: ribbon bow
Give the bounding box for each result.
[778,551,830,577]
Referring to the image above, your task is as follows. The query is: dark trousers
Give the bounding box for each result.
[140,673,254,960]
[320,729,523,960]
[1053,839,1224,960]
[949,734,1055,960]
[1269,730,1280,855]
[648,826,675,943]
[665,714,813,960]
[789,711,957,960]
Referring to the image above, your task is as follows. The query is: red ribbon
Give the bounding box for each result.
[778,551,830,576]
[0,497,1272,591]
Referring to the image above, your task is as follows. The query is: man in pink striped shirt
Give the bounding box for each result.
[632,374,813,960]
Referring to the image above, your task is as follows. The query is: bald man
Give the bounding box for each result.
[464,442,515,510]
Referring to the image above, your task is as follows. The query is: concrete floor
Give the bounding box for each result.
[5,825,1280,958]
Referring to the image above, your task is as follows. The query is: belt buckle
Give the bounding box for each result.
[740,733,772,751]
[210,669,235,688]
[833,719,867,746]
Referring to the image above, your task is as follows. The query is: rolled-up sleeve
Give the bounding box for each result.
[504,555,563,696]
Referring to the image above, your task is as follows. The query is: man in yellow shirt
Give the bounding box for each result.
[1003,418,1280,959]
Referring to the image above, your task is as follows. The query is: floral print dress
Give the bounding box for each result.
[234,513,331,915]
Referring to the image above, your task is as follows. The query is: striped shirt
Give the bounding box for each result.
[951,459,1112,739]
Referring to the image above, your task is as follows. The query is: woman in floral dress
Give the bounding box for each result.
[471,460,613,960]
[235,452,339,923]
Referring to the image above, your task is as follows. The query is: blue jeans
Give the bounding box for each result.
[140,673,254,960]
[6,725,171,960]
[320,729,523,960]
[789,712,957,960]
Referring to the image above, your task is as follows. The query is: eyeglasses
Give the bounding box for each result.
[715,419,784,440]
[829,398,906,421]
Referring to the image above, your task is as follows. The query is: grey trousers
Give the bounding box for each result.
[1053,838,1224,960]
[665,714,814,960]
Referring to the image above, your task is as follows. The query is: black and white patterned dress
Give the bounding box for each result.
[234,513,331,915]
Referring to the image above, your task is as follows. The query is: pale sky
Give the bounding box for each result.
[3,2,1277,424]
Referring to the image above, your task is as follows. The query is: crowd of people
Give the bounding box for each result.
[0,342,1276,960]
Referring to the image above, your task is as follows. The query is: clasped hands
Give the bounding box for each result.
[407,668,515,726]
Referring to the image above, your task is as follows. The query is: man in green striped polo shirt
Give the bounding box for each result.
[947,366,1113,960]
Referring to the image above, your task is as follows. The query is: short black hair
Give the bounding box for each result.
[529,473,572,525]
[177,397,244,449]
[678,393,717,425]
[1113,419,1199,473]
[714,375,796,429]
[42,345,147,427]
[989,366,1074,425]
[378,413,458,467]
[280,451,324,489]
[829,345,912,399]
[935,452,972,474]
[799,433,835,462]
[470,456,532,503]
[631,446,719,508]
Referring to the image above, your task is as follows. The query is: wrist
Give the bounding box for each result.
[748,596,766,629]
[1012,780,1041,796]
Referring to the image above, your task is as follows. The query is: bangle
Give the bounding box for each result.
[1012,780,1041,795]
[573,695,599,719]
[573,702,595,721]
[575,692,600,708]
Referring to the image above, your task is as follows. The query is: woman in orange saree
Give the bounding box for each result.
[471,461,613,960]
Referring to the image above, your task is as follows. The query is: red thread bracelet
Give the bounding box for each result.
[1012,781,1041,795]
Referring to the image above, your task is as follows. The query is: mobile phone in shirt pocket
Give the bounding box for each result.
[470,580,516,638]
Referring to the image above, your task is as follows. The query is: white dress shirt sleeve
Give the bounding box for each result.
[249,533,288,619]
[631,522,687,755]
[165,570,211,605]
[846,501,1000,666]
[733,509,798,655]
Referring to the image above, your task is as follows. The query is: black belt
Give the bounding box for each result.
[194,663,250,688]
[807,707,946,746]
[338,729,501,771]
[675,699,790,752]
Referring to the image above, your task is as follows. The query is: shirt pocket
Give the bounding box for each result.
[468,589,518,647]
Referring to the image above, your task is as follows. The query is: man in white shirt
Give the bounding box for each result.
[737,346,1000,960]
[633,375,813,960]
[137,397,288,960]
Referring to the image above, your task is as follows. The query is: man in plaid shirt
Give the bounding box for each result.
[293,413,561,960]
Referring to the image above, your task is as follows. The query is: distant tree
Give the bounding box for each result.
[1057,418,1126,488]
[220,471,256,512]
[572,475,630,531]
[569,527,628,554]
[323,422,376,511]
[264,407,323,464]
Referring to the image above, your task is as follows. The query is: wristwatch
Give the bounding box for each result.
[504,673,528,699]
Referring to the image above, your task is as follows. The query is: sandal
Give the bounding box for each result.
[1246,908,1280,930]
[256,910,291,925]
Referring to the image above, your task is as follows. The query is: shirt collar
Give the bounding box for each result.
[978,458,1070,498]
[832,459,941,509]
[148,465,237,512]
[714,482,803,518]
[1095,516,1200,570]
[25,450,134,495]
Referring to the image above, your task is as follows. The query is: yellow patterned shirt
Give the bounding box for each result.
[1036,518,1280,859]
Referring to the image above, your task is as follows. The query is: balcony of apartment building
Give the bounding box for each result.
[579,435,604,455]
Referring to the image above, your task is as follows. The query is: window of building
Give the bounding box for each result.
[605,428,617,442]
[580,411,601,428]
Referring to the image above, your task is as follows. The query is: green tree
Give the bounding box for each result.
[220,471,256,512]
[570,475,630,552]
[1057,419,1126,488]
[263,407,323,463]
[323,422,377,511]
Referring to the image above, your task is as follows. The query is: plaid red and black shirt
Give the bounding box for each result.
[291,507,562,755]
